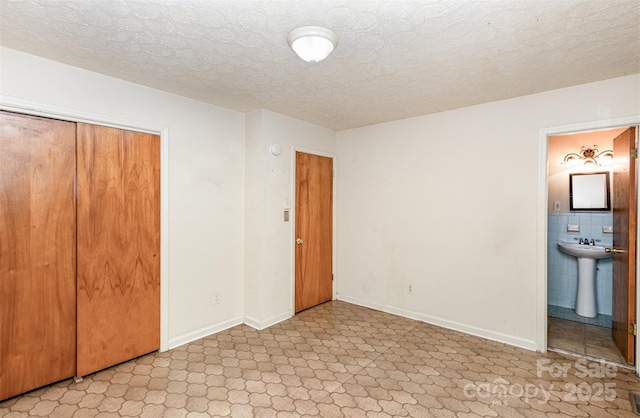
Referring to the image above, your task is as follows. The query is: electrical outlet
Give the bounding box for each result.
[408,285,413,295]
[214,292,221,305]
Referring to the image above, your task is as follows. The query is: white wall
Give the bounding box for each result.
[336,74,640,350]
[244,109,336,329]
[0,47,246,349]
[3,45,638,354]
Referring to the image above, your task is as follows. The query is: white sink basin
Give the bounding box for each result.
[557,241,612,260]
[557,241,612,318]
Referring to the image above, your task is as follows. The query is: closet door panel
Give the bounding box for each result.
[0,111,76,400]
[76,123,160,377]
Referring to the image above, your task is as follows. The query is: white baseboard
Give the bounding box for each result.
[244,311,292,330]
[168,316,244,350]
[167,298,537,353]
[167,310,293,350]
[336,294,537,352]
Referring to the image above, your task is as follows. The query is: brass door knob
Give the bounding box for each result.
[296,238,304,245]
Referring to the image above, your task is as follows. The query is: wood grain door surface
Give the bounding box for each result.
[76,123,160,376]
[612,126,637,365]
[0,111,77,400]
[295,152,333,313]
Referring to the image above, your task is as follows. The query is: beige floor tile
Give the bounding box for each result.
[2,302,639,417]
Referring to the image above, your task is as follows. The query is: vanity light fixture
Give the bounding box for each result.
[287,26,338,63]
[562,145,613,168]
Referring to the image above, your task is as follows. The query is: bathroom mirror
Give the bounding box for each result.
[569,172,610,211]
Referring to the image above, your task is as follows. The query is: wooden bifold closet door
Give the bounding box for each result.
[76,123,160,377]
[0,112,77,400]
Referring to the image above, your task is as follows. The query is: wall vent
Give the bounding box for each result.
[630,393,640,415]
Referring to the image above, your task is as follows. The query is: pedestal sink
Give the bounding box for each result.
[557,241,612,318]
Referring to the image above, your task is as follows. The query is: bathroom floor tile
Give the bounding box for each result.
[548,317,586,355]
[548,305,612,328]
[548,317,628,365]
[586,324,627,364]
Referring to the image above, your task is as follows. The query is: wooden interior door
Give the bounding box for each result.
[76,123,160,376]
[0,111,76,400]
[295,152,333,313]
[612,126,637,365]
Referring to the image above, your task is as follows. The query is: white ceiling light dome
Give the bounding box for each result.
[287,26,339,63]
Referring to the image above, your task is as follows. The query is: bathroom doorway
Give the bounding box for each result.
[546,126,638,367]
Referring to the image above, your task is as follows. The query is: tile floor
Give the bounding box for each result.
[548,305,612,328]
[548,317,627,365]
[2,301,640,417]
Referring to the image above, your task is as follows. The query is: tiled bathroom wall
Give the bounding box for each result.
[547,212,613,316]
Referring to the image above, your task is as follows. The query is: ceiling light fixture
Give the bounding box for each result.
[287,26,338,63]
[562,145,613,168]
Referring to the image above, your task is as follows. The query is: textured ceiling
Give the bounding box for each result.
[1,0,639,131]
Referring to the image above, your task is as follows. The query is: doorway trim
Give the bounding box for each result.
[290,146,337,315]
[537,114,640,374]
[0,95,171,352]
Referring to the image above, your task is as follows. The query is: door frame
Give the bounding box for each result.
[0,95,171,352]
[537,114,640,374]
[290,146,337,315]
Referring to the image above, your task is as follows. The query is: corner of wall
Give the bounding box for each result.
[244,109,266,321]
[244,311,292,331]
[242,108,337,327]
